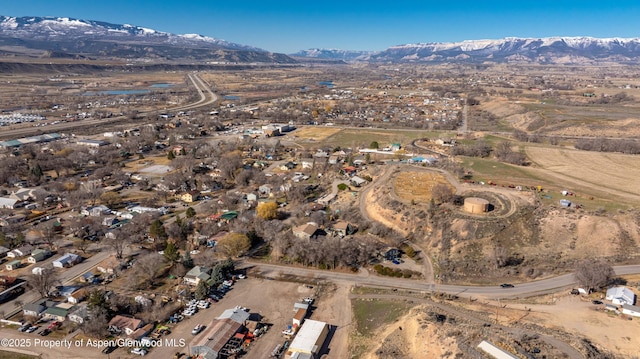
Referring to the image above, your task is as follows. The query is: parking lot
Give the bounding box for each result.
[146,276,348,359]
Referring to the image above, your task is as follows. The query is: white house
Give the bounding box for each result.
[0,197,18,209]
[606,286,636,306]
[622,304,640,317]
[7,244,34,258]
[53,253,82,268]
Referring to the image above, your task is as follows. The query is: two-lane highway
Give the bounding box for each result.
[244,260,640,299]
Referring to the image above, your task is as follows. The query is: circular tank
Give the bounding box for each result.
[464,197,489,214]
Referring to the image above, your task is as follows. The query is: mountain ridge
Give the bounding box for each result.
[0,15,296,64]
[295,37,640,64]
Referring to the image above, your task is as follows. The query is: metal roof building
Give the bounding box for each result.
[286,319,328,359]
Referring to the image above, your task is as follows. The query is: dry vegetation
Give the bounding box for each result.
[394,171,454,203]
[525,146,640,204]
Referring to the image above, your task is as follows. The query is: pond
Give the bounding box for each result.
[318,81,335,88]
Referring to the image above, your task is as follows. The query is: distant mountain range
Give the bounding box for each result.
[2,16,640,65]
[0,16,295,63]
[295,37,640,65]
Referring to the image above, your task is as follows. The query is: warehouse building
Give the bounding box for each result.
[286,319,328,359]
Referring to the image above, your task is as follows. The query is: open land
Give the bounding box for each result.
[0,60,640,359]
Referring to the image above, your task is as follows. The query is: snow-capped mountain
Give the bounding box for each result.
[365,37,640,64]
[292,37,640,64]
[290,48,374,62]
[0,15,296,63]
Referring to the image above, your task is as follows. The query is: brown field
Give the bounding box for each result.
[291,126,342,142]
[394,171,454,203]
[525,146,640,204]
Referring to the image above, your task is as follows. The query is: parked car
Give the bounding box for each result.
[18,324,31,332]
[131,347,147,356]
[39,328,51,336]
[592,300,603,305]
[26,325,39,333]
[47,321,61,330]
[192,324,204,335]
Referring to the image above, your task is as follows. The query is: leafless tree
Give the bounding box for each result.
[80,306,109,338]
[28,268,59,298]
[131,253,163,289]
[431,184,454,204]
[574,259,615,292]
[105,228,129,259]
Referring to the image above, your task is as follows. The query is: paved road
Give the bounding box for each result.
[0,73,217,140]
[0,248,112,318]
[245,260,640,300]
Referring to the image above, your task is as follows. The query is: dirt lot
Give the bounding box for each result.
[290,126,342,142]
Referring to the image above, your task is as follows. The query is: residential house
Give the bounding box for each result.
[7,244,34,258]
[622,304,640,317]
[108,315,144,336]
[606,286,636,305]
[342,166,357,175]
[0,197,18,209]
[81,272,96,283]
[43,303,75,322]
[391,143,402,151]
[27,248,51,264]
[9,188,37,202]
[23,299,48,318]
[80,205,111,217]
[184,266,212,286]
[97,255,120,275]
[52,253,82,268]
[181,191,200,203]
[280,162,297,171]
[68,303,89,324]
[350,176,367,187]
[293,223,322,240]
[331,221,357,237]
[5,260,21,271]
[102,217,119,227]
[68,288,89,304]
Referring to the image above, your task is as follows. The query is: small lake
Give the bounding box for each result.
[318,81,335,88]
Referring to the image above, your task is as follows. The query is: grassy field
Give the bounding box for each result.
[394,171,454,203]
[290,126,341,142]
[461,145,640,209]
[308,128,439,149]
[352,298,412,336]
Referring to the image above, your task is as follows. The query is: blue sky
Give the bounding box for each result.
[3,1,640,53]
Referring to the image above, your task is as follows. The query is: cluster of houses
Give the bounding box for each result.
[2,243,81,272]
